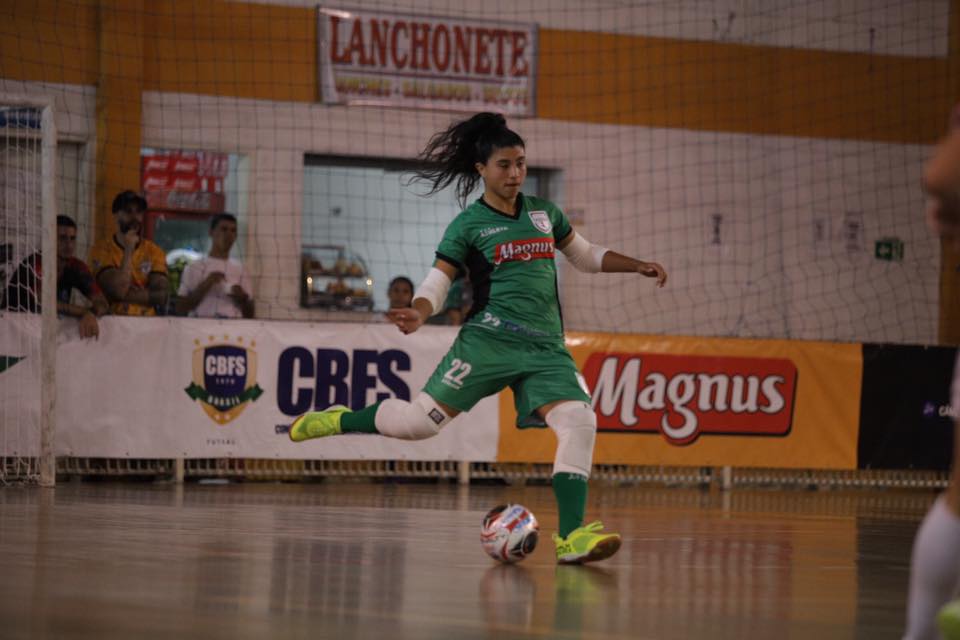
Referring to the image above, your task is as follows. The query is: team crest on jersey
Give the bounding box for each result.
[185,335,263,425]
[528,210,552,234]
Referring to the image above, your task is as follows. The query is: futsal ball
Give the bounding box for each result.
[939,599,960,640]
[480,504,539,563]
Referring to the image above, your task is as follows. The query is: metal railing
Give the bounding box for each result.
[8,456,942,491]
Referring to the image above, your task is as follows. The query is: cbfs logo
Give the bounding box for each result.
[185,336,264,425]
[583,352,797,446]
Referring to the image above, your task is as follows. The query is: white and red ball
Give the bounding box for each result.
[480,504,539,563]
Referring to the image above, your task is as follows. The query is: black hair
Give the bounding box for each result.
[411,112,525,208]
[210,212,238,231]
[111,190,147,214]
[388,276,414,291]
[56,215,77,229]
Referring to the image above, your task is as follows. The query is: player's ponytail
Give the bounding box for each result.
[411,112,525,208]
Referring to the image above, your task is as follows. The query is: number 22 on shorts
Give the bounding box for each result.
[442,358,472,390]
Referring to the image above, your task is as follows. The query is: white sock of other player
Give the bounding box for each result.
[904,497,960,640]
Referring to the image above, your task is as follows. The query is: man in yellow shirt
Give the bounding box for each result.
[88,191,168,316]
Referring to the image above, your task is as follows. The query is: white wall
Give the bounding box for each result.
[548,126,935,342]
[140,90,938,342]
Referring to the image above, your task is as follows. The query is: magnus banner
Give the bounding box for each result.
[317,7,538,115]
[497,332,864,469]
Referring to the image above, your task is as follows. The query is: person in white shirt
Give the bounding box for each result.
[176,213,254,319]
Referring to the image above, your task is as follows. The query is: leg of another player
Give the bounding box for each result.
[540,399,621,564]
[289,394,459,442]
[905,418,960,640]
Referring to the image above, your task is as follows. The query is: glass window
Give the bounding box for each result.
[302,156,546,312]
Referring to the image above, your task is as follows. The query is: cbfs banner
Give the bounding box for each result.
[497,332,863,470]
[0,313,41,456]
[317,7,538,114]
[45,317,498,461]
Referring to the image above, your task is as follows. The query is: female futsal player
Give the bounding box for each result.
[290,112,667,564]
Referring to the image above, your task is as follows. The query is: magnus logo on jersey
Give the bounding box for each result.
[494,238,555,265]
[583,352,797,446]
[185,336,264,425]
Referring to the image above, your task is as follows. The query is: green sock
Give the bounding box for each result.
[339,402,380,434]
[552,472,588,538]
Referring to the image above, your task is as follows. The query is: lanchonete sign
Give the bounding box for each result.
[318,7,538,115]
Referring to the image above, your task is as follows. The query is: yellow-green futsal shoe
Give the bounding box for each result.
[552,521,622,564]
[288,405,349,442]
[939,599,960,640]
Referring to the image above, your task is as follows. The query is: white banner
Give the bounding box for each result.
[0,313,499,460]
[318,7,537,115]
[0,313,41,456]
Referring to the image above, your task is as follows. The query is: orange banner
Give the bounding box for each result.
[497,332,862,469]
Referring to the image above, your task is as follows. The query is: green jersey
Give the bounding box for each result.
[435,194,573,341]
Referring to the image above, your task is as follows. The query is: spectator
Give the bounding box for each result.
[387,275,414,309]
[175,213,254,318]
[3,215,108,339]
[88,191,168,316]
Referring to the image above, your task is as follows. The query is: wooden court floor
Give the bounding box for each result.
[0,480,936,639]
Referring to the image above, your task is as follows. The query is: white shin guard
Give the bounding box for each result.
[545,401,597,477]
[374,393,453,440]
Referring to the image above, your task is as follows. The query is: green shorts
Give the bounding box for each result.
[423,326,591,428]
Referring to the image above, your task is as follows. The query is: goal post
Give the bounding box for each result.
[0,95,57,486]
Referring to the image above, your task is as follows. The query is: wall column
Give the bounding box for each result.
[94,0,143,244]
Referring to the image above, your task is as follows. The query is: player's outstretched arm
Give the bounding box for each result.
[600,250,667,287]
[558,232,667,287]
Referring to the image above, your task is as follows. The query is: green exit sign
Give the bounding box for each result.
[875,237,904,262]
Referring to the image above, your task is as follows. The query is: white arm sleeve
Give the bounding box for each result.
[560,232,608,273]
[413,267,453,316]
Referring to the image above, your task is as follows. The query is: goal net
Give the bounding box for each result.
[0,0,952,480]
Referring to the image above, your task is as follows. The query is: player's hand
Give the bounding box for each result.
[637,261,667,288]
[228,284,249,303]
[202,272,226,289]
[78,310,99,339]
[387,307,424,334]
